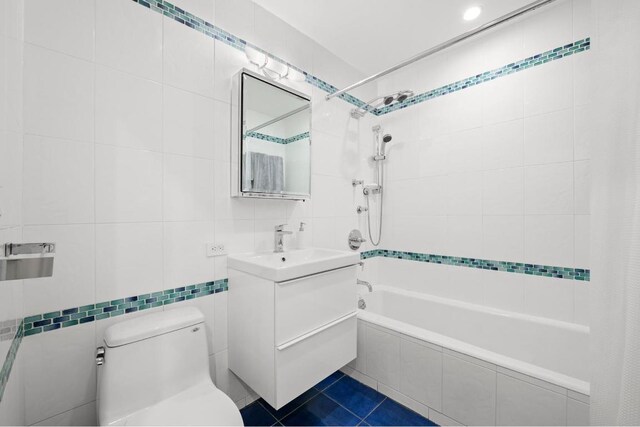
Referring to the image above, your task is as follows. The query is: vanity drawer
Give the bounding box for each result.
[275,265,357,345]
[275,313,357,408]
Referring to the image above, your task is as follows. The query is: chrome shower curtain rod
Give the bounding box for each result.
[325,0,558,101]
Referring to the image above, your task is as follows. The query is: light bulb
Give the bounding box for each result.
[245,45,267,67]
[463,6,482,21]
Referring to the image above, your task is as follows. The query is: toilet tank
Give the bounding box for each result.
[97,307,211,426]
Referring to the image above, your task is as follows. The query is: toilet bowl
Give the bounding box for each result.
[96,307,243,426]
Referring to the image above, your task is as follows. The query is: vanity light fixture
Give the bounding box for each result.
[463,5,482,21]
[244,45,305,82]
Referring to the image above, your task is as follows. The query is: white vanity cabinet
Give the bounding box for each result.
[228,264,358,409]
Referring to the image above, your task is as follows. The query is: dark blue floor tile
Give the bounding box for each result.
[358,421,371,426]
[314,370,345,391]
[241,401,278,426]
[281,393,361,426]
[259,388,320,420]
[324,375,386,419]
[364,398,438,426]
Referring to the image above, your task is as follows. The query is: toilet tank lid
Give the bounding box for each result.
[104,307,205,347]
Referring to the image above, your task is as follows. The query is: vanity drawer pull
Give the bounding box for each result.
[276,264,359,286]
[276,312,357,351]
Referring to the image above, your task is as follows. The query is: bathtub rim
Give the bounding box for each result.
[358,285,590,396]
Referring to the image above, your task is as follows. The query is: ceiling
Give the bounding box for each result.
[252,0,534,75]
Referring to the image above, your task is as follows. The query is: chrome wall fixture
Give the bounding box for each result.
[326,0,558,101]
[348,229,367,250]
[356,126,392,246]
[350,90,415,118]
[0,242,56,281]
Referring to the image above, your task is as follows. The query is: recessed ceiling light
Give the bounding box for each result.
[463,6,482,21]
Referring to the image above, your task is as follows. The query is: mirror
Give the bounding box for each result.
[231,69,311,200]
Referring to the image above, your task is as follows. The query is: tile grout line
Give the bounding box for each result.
[320,391,370,423]
[359,395,388,424]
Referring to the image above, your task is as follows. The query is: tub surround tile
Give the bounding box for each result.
[352,319,590,426]
[442,353,497,426]
[568,390,589,404]
[496,366,566,395]
[400,339,443,411]
[496,373,567,426]
[566,397,590,426]
[364,325,401,391]
[376,382,431,421]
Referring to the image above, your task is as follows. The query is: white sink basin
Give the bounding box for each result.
[227,248,361,282]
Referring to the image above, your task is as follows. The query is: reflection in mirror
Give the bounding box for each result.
[234,70,311,200]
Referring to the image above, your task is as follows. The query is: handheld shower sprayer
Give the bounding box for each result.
[363,126,392,246]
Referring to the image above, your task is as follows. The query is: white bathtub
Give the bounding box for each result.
[348,286,591,426]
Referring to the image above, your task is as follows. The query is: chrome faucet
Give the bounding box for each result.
[274,224,293,253]
[357,279,372,292]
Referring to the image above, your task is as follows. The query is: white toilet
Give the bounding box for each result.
[96,307,243,426]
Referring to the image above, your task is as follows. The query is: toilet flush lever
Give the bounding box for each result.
[96,347,105,366]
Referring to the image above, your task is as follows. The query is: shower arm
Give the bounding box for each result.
[326,0,558,101]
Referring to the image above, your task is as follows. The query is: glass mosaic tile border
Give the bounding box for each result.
[0,321,23,403]
[374,38,591,115]
[22,279,228,337]
[361,249,590,282]
[131,0,589,118]
[246,131,310,145]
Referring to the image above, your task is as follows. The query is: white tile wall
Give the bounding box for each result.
[94,144,163,223]
[0,10,24,423]
[23,44,94,142]
[95,66,163,152]
[163,17,215,98]
[373,0,591,326]
[15,0,369,424]
[22,135,94,225]
[95,0,163,82]
[22,323,96,426]
[24,0,94,61]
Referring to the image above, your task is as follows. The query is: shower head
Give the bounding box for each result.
[350,89,416,118]
[382,134,392,143]
[396,90,414,103]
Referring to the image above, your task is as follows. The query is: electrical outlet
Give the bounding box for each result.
[206,243,226,257]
